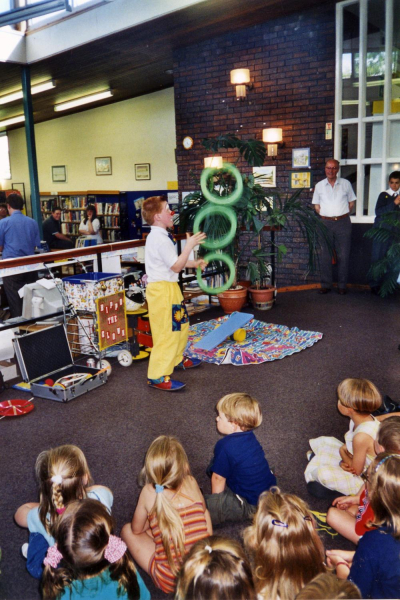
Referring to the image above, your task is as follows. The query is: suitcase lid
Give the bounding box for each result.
[14,324,73,382]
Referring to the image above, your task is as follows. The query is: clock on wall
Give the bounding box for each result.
[182,136,194,150]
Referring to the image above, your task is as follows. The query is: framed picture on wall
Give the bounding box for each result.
[95,156,112,176]
[292,148,311,169]
[289,171,313,189]
[252,166,276,188]
[52,165,67,183]
[135,163,151,180]
[11,182,25,201]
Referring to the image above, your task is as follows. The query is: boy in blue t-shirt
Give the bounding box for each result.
[205,392,276,525]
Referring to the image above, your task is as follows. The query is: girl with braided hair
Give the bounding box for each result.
[175,535,256,600]
[42,499,149,600]
[121,435,212,594]
[15,444,113,579]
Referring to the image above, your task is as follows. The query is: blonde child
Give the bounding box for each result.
[244,487,326,599]
[15,444,113,579]
[295,573,361,599]
[305,378,382,497]
[327,415,400,543]
[175,535,257,600]
[121,435,212,594]
[327,452,400,599]
[205,393,276,524]
[41,499,149,600]
[142,195,206,391]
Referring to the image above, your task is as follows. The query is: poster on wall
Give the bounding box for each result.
[252,166,276,188]
[135,163,151,180]
[292,148,311,169]
[52,165,67,183]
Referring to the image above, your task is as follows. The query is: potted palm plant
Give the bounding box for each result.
[178,134,328,312]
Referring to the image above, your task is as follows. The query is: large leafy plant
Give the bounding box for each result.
[178,134,328,288]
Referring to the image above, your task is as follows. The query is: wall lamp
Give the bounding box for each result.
[262,128,283,157]
[54,90,113,112]
[230,69,253,100]
[0,80,55,106]
[204,156,223,168]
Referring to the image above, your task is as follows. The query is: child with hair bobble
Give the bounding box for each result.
[41,499,150,600]
[327,452,400,599]
[295,573,361,599]
[15,444,113,578]
[305,378,382,498]
[121,435,212,594]
[327,416,400,543]
[175,535,257,600]
[243,487,326,600]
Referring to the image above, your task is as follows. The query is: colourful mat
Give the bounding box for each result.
[186,316,323,365]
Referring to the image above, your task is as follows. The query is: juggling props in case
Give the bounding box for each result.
[13,325,109,402]
[193,163,243,294]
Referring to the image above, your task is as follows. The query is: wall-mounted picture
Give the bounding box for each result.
[135,163,151,181]
[52,165,67,183]
[292,148,311,169]
[11,182,25,201]
[252,166,276,188]
[95,156,112,176]
[289,171,313,189]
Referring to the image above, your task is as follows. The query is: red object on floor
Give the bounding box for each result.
[0,399,34,417]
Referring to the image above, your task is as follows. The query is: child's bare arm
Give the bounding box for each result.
[211,472,226,494]
[351,432,372,475]
[377,411,400,421]
[339,444,353,464]
[130,487,151,534]
[14,502,39,528]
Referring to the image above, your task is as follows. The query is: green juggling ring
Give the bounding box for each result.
[200,163,243,206]
[196,252,236,295]
[193,204,236,250]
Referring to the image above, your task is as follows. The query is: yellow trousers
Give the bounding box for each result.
[146,281,189,380]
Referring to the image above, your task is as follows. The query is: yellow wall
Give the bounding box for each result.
[5,87,177,201]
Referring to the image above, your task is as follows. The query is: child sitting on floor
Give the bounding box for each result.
[121,435,212,595]
[295,573,361,599]
[244,487,326,599]
[41,499,149,600]
[205,393,276,524]
[327,415,400,543]
[14,444,113,579]
[175,535,257,600]
[327,453,400,599]
[305,378,382,498]
[142,195,207,392]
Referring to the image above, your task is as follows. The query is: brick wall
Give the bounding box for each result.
[173,5,336,286]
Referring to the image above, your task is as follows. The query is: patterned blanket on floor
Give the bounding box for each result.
[185,316,323,365]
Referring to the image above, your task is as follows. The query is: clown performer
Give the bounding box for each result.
[142,196,207,391]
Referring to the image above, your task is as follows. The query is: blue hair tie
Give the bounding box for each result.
[375,454,400,473]
[272,519,288,528]
[155,484,164,494]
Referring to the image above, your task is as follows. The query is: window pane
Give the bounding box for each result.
[0,0,11,12]
[0,134,11,179]
[340,124,358,160]
[340,165,357,197]
[391,0,400,112]
[364,164,382,215]
[365,121,383,158]
[365,0,386,117]
[342,4,360,119]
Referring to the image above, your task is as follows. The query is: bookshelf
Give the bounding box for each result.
[40,191,123,242]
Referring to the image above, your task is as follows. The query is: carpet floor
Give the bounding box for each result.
[1,288,398,600]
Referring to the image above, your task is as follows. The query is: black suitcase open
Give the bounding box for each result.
[13,324,108,402]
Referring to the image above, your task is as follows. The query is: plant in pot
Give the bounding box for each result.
[178,134,329,313]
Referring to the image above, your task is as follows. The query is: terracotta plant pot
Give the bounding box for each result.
[249,285,276,310]
[217,286,248,314]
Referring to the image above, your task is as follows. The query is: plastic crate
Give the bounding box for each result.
[63,273,124,311]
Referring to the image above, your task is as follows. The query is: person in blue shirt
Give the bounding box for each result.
[327,452,400,599]
[205,393,276,524]
[0,194,41,317]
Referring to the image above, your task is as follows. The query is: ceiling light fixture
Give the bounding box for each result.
[54,90,113,112]
[0,80,55,106]
[0,115,25,128]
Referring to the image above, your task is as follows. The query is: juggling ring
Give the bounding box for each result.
[196,252,236,295]
[200,163,243,206]
[193,204,237,250]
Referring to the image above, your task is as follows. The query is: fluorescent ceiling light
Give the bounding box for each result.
[0,0,71,27]
[54,90,113,112]
[0,115,25,128]
[0,81,55,106]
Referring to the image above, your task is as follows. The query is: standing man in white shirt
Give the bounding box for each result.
[312,159,356,295]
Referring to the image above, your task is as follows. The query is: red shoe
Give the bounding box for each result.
[147,376,186,391]
[175,357,202,370]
